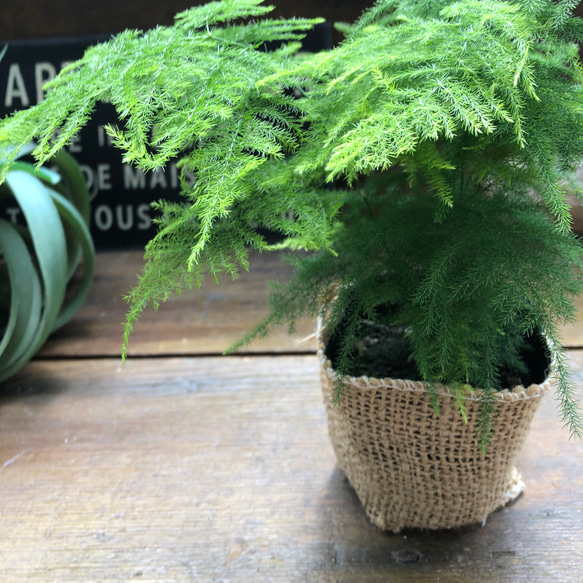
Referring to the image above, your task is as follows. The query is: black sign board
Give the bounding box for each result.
[0,24,332,249]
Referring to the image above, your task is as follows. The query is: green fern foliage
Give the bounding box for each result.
[0,0,583,444]
[244,173,583,446]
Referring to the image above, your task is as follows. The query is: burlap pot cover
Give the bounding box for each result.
[317,319,550,532]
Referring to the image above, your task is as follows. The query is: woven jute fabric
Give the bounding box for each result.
[317,319,550,532]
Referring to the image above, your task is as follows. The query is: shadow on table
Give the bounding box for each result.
[0,361,68,407]
[313,465,523,579]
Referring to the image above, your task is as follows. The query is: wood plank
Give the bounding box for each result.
[2,0,582,44]
[39,250,316,358]
[1,353,581,581]
[561,293,583,348]
[40,249,583,357]
[1,0,374,41]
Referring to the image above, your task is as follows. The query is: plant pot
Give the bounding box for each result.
[317,318,550,532]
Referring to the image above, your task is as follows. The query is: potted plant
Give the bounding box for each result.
[0,0,582,531]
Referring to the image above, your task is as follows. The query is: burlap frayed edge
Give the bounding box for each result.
[316,317,552,403]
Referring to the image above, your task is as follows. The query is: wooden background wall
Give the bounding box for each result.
[1,1,375,41]
[4,1,580,42]
[2,1,582,42]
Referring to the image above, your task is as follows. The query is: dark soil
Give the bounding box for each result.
[325,319,551,390]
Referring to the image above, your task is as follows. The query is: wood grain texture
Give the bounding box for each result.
[2,0,581,43]
[0,354,581,582]
[561,293,583,348]
[38,250,316,358]
[38,249,583,358]
[0,0,375,40]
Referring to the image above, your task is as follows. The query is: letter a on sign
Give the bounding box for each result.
[5,64,30,108]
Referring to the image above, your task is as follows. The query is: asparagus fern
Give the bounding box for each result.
[0,0,582,446]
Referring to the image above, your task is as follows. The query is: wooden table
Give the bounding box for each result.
[1,250,582,582]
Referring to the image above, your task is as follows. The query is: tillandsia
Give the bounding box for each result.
[0,0,582,448]
[0,46,95,381]
[0,143,95,381]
